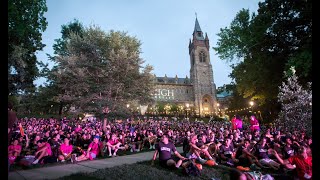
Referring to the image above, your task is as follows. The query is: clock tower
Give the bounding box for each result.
[188,17,217,117]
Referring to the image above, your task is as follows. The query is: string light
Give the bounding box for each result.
[224,106,258,113]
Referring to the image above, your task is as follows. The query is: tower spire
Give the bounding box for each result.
[194,17,202,32]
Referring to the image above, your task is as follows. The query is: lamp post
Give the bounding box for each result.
[186,103,189,119]
[217,103,220,117]
[249,101,254,114]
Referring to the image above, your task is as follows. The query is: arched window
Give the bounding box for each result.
[199,51,206,62]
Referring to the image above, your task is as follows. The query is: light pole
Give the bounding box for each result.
[217,103,220,117]
[186,103,189,119]
[249,101,254,114]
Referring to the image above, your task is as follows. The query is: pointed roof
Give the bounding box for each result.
[194,18,202,32]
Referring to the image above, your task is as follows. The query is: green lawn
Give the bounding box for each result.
[56,160,293,180]
[56,160,230,180]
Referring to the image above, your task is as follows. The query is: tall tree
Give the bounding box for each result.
[43,19,85,115]
[8,0,48,95]
[214,0,312,119]
[52,26,154,118]
[276,67,312,134]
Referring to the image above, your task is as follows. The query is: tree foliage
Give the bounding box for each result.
[51,25,154,117]
[213,0,312,119]
[276,67,312,134]
[8,0,48,95]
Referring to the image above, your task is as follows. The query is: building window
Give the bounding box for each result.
[204,98,208,103]
[197,32,201,37]
[199,51,206,62]
[186,89,188,93]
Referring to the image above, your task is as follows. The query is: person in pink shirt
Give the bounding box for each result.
[235,115,243,131]
[32,139,52,164]
[58,138,73,162]
[231,116,237,130]
[250,115,260,133]
[72,135,101,162]
[8,139,22,164]
[74,124,82,133]
[106,133,121,157]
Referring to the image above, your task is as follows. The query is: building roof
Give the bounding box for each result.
[156,77,190,84]
[216,90,233,98]
[194,18,202,32]
[193,18,205,40]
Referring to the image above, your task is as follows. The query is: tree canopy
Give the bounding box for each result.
[213,0,312,118]
[50,25,154,117]
[8,0,48,95]
[276,67,312,134]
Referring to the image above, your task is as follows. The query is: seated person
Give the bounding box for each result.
[282,136,295,159]
[219,137,239,167]
[151,133,187,169]
[254,137,280,170]
[132,131,144,152]
[8,138,22,165]
[106,133,121,157]
[148,131,157,150]
[72,135,101,162]
[235,139,263,170]
[32,139,52,164]
[187,134,215,163]
[271,146,312,179]
[58,137,73,162]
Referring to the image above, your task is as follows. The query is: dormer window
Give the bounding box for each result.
[199,51,206,62]
[197,32,202,37]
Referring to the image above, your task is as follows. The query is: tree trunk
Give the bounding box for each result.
[59,101,63,115]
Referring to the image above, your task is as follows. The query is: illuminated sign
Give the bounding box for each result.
[152,89,174,100]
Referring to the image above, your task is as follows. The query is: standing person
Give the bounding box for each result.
[151,134,187,169]
[250,115,260,133]
[235,115,243,131]
[8,102,18,146]
[8,102,18,173]
[231,116,237,131]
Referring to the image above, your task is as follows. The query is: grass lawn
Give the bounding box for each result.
[56,160,230,180]
[55,160,293,180]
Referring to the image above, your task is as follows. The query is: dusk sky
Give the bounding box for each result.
[35,0,262,88]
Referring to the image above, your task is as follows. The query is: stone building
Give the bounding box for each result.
[151,18,218,117]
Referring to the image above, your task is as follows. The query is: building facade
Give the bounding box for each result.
[151,18,218,117]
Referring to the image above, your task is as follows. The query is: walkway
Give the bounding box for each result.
[9,147,183,180]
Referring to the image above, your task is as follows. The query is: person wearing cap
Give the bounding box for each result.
[72,135,101,162]
[151,133,187,169]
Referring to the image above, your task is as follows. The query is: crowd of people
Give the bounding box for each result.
[8,110,312,179]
